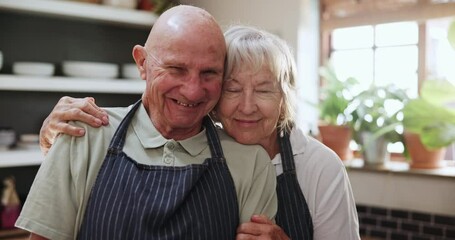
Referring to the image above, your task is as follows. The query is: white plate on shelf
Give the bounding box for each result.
[13,62,55,77]
[62,61,119,79]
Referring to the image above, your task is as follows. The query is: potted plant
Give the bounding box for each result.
[350,84,409,166]
[402,79,455,168]
[317,61,359,160]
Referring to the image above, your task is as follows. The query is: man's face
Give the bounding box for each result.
[141,33,225,139]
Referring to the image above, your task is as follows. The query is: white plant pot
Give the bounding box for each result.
[360,132,390,167]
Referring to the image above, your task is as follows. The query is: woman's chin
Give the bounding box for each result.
[233,136,258,145]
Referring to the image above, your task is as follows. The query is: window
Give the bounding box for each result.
[330,22,419,98]
[427,17,455,85]
[319,0,455,159]
[321,0,455,95]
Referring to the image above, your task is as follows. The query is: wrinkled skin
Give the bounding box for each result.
[236,215,289,240]
[217,66,283,158]
[39,96,108,155]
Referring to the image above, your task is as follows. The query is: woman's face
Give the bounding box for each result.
[217,66,283,151]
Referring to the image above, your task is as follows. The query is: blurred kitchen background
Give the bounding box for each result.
[0,0,455,239]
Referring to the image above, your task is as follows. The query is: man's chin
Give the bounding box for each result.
[169,117,204,129]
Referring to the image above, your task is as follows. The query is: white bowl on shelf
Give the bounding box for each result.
[0,128,16,150]
[12,62,55,77]
[122,63,141,80]
[102,0,137,9]
[62,61,119,79]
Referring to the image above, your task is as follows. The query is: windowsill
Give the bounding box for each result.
[1,146,455,179]
[344,158,455,179]
[345,158,455,215]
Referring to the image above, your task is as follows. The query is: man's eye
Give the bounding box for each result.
[201,70,222,81]
[202,70,218,76]
[168,66,184,73]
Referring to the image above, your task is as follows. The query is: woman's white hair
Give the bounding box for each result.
[223,25,297,132]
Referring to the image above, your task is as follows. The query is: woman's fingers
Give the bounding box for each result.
[39,96,108,154]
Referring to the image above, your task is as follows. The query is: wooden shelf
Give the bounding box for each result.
[0,147,42,168]
[0,74,145,94]
[0,0,158,29]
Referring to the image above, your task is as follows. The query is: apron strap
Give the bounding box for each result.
[276,128,314,240]
[278,129,296,173]
[203,116,225,159]
[108,99,142,151]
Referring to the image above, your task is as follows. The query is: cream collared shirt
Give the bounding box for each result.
[16,103,277,240]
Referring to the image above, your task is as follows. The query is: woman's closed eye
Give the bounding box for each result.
[255,87,279,94]
[256,89,273,93]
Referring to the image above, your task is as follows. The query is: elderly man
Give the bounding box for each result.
[15,5,277,240]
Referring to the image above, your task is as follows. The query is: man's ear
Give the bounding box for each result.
[132,45,147,80]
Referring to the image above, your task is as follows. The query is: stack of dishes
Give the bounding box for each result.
[62,61,119,79]
[122,63,141,80]
[13,62,55,77]
[0,127,16,150]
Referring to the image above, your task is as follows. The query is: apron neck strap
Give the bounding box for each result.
[278,129,296,172]
[109,99,142,150]
[203,116,225,159]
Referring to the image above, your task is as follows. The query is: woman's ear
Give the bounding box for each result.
[132,45,147,80]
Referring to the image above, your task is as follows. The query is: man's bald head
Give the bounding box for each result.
[145,5,225,52]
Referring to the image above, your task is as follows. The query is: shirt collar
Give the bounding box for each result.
[131,104,168,148]
[179,129,208,156]
[131,104,208,156]
[289,126,309,155]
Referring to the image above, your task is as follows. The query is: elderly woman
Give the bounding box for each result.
[38,25,360,239]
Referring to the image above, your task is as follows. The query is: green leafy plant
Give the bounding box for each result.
[350,84,409,145]
[318,61,359,126]
[402,79,455,149]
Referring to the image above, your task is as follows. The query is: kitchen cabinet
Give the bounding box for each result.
[0,0,157,29]
[0,0,159,207]
[0,0,157,95]
[0,0,158,168]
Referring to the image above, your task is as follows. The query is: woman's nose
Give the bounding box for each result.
[238,91,258,114]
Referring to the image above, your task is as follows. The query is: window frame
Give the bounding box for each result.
[319,1,455,158]
[320,1,455,93]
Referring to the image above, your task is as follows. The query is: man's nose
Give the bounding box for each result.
[181,74,205,101]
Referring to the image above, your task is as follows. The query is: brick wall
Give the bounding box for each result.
[357,205,455,240]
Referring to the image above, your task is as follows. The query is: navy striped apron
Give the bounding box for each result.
[77,100,239,240]
[276,130,313,240]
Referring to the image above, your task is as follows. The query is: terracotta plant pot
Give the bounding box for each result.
[318,124,353,161]
[404,132,446,169]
